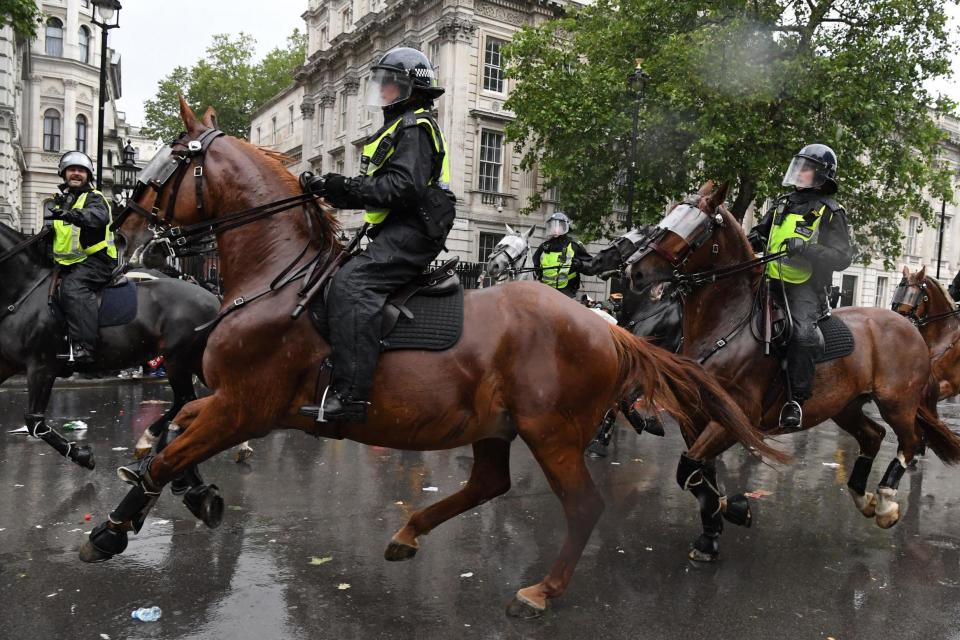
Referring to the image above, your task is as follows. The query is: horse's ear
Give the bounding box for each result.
[201,106,218,129]
[524,226,535,240]
[918,265,926,280]
[902,265,911,278]
[505,223,516,236]
[709,182,729,210]
[697,180,715,197]
[178,94,200,133]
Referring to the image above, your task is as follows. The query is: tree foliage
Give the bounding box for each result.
[143,30,306,142]
[0,0,43,39]
[505,0,957,263]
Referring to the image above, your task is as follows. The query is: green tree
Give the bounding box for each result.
[505,0,957,263]
[0,0,43,39]
[142,30,306,141]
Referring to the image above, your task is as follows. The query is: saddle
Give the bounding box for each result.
[308,257,464,352]
[752,286,854,364]
[49,269,139,328]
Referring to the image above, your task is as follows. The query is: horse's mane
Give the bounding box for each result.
[0,220,48,266]
[927,274,957,307]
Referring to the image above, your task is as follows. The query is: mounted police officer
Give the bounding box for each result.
[748,144,853,428]
[47,151,116,363]
[303,47,455,423]
[533,212,596,298]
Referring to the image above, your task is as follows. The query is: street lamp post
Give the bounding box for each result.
[91,0,122,190]
[937,197,947,280]
[111,140,140,205]
[623,59,649,231]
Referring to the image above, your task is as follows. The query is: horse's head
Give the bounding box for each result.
[484,224,534,281]
[625,181,745,291]
[892,264,929,321]
[591,225,656,275]
[116,96,335,265]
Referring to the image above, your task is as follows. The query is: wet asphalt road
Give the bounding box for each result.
[1,380,959,640]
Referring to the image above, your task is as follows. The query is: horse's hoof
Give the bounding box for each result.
[79,522,127,562]
[876,504,900,529]
[853,492,877,518]
[688,548,719,562]
[134,430,159,459]
[234,445,253,464]
[505,594,546,619]
[71,445,95,470]
[384,540,419,562]
[183,484,224,529]
[585,440,608,458]
[721,493,752,528]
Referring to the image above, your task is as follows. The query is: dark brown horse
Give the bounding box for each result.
[893,265,960,400]
[625,182,960,561]
[80,98,786,616]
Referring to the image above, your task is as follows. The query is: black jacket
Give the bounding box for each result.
[53,185,112,255]
[533,234,595,292]
[750,189,853,288]
[326,106,438,224]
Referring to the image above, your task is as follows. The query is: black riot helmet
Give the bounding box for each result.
[782,143,838,194]
[365,47,444,110]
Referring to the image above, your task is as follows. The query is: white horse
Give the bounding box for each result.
[479,224,535,286]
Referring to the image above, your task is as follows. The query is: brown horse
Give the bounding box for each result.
[625,181,960,561]
[893,265,960,400]
[79,98,786,616]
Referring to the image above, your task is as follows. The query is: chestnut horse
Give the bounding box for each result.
[80,99,785,617]
[893,265,960,400]
[624,182,960,561]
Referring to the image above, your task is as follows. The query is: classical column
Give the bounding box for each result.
[63,78,78,152]
[28,74,41,150]
[299,99,315,173]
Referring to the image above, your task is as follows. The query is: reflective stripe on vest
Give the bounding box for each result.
[52,189,116,266]
[765,204,826,284]
[541,242,576,289]
[362,108,450,225]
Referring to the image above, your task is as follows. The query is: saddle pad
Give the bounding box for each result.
[99,281,138,327]
[309,287,464,353]
[815,315,854,363]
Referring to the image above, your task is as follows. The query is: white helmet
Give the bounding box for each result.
[546,212,572,238]
[58,151,94,180]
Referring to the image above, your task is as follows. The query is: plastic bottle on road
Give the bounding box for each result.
[131,606,162,622]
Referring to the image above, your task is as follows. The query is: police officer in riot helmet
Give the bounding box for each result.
[301,47,455,424]
[748,144,853,428]
[533,212,597,298]
[47,151,117,363]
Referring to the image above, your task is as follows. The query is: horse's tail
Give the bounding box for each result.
[609,325,790,464]
[916,374,960,464]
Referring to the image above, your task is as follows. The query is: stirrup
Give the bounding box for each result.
[298,386,332,422]
[778,400,803,429]
[56,340,76,362]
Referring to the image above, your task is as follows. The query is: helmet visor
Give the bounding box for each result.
[366,68,414,110]
[782,156,825,189]
[546,219,569,238]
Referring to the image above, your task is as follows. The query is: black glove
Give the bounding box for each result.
[52,193,66,208]
[304,172,326,195]
[783,237,807,256]
[571,257,585,271]
[322,173,349,200]
[747,231,765,253]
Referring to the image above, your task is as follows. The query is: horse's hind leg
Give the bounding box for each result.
[507,423,604,618]
[24,363,95,470]
[872,401,922,530]
[833,401,885,517]
[386,438,512,561]
[135,362,197,458]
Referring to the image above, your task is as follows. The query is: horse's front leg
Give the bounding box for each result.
[24,361,95,470]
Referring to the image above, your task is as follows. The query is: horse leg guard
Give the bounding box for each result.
[114,456,162,533]
[622,401,665,437]
[721,493,752,528]
[586,409,617,458]
[26,413,95,470]
[155,423,200,497]
[677,453,724,561]
[182,483,224,529]
[847,455,877,517]
[79,521,129,562]
[875,457,906,529]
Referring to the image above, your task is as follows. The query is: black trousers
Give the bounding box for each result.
[58,251,115,348]
[326,217,443,401]
[773,281,825,402]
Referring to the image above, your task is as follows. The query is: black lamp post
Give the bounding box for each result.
[623,59,649,231]
[111,140,140,205]
[935,160,959,280]
[91,0,122,190]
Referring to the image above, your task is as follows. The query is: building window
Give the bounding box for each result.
[256,126,261,144]
[429,40,441,76]
[478,129,504,193]
[840,274,858,307]
[483,38,505,93]
[905,216,920,255]
[43,109,61,151]
[316,103,324,142]
[874,276,888,308]
[289,105,295,135]
[81,0,90,7]
[478,232,505,263]
[75,114,87,153]
[335,156,344,174]
[78,26,90,63]
[271,115,277,144]
[45,18,64,57]
[320,26,328,48]
[341,7,352,33]
[934,215,952,265]
[338,91,347,132]
[107,149,113,166]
